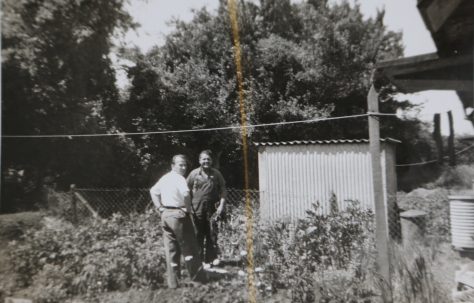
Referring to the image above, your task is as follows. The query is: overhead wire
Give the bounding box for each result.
[395,143,474,167]
[6,111,471,169]
[2,112,396,139]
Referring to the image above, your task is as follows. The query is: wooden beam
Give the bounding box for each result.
[376,53,438,69]
[393,80,473,93]
[420,0,463,33]
[378,53,472,77]
[75,192,100,218]
[368,85,392,302]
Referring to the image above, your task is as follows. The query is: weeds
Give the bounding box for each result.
[6,190,454,303]
[390,243,450,303]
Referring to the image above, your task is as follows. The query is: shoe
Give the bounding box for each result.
[212,258,221,267]
[182,280,203,288]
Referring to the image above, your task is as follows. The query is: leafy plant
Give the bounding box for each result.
[9,210,166,301]
[249,200,376,302]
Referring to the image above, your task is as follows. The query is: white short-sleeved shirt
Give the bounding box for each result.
[150,171,189,208]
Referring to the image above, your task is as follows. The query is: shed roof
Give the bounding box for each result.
[374,0,473,116]
[254,138,401,147]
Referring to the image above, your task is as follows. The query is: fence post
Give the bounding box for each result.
[70,184,77,224]
[433,113,444,164]
[368,85,392,302]
[447,110,456,166]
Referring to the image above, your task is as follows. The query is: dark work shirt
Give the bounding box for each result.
[187,167,226,217]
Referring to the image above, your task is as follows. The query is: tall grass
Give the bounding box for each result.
[389,243,450,303]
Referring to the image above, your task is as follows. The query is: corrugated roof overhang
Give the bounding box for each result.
[374,0,473,122]
[254,138,401,147]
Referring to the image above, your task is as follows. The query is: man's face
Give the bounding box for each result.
[172,158,187,176]
[199,154,212,169]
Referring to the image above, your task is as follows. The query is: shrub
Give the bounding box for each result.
[430,164,474,189]
[28,264,72,303]
[9,209,166,301]
[255,201,376,302]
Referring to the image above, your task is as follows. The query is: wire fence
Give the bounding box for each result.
[74,188,151,218]
[64,187,406,240]
[50,185,455,247]
[70,187,259,220]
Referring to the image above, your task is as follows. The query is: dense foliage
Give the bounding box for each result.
[3,189,453,303]
[219,197,377,302]
[117,0,428,188]
[7,198,376,303]
[1,0,142,211]
[9,211,165,302]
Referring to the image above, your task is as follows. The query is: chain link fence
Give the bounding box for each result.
[74,188,151,218]
[70,187,259,219]
[60,186,449,247]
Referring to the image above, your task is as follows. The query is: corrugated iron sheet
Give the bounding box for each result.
[254,138,401,146]
[258,143,395,222]
[449,196,474,249]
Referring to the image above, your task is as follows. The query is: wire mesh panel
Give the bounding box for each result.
[75,188,152,218]
[219,188,261,260]
[226,188,260,210]
[71,187,405,245]
[46,190,96,221]
[73,187,260,219]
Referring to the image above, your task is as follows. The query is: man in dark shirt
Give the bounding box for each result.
[187,150,226,264]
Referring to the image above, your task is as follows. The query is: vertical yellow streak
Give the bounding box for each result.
[227,0,256,302]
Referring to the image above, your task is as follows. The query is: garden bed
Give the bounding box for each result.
[1,188,460,303]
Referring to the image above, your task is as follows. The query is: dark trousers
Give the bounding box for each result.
[193,213,219,263]
[161,209,205,288]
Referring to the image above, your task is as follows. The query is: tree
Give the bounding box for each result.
[117,0,428,188]
[1,0,138,210]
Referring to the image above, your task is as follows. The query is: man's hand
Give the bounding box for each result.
[215,204,225,219]
[216,205,224,215]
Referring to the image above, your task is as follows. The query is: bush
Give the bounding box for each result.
[254,201,376,302]
[430,164,474,189]
[9,210,166,302]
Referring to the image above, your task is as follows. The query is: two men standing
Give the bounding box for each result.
[149,151,226,288]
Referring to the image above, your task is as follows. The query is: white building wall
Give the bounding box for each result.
[258,143,395,222]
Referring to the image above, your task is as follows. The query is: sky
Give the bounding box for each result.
[114,0,474,136]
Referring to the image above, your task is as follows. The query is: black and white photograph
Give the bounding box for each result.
[1,0,473,302]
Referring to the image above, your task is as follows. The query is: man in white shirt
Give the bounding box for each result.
[149,154,206,288]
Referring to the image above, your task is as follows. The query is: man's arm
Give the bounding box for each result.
[215,170,226,216]
[177,175,192,213]
[183,190,192,214]
[149,184,164,211]
[186,169,195,191]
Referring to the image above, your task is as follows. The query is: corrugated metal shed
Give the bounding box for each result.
[256,138,399,222]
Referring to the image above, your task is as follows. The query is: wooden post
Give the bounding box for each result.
[433,113,444,164]
[368,85,392,302]
[447,110,456,166]
[70,184,77,224]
